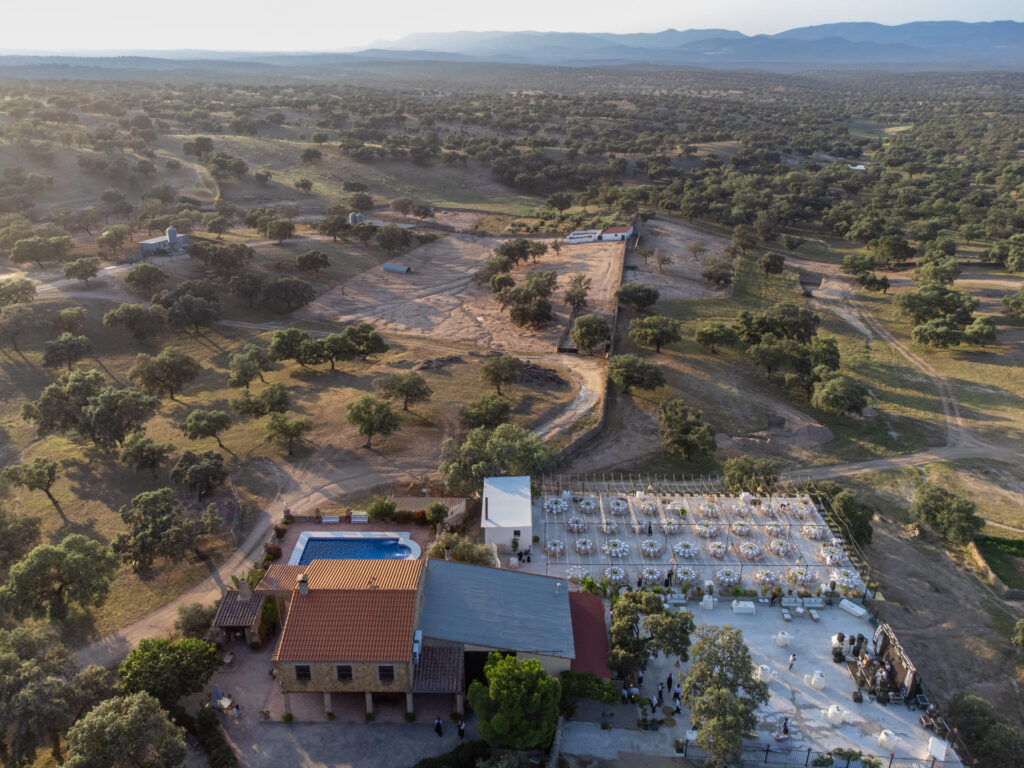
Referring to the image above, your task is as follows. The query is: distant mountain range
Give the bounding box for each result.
[365,21,1024,69]
[0,21,1022,76]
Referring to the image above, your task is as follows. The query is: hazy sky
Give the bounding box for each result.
[3,0,1022,52]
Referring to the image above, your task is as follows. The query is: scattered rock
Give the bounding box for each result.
[515,362,569,388]
[414,355,462,371]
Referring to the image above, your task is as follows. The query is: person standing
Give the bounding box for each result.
[457,718,466,739]
[673,695,682,715]
[673,684,681,701]
[789,653,796,671]
[647,521,653,536]
[666,673,673,689]
[434,716,443,737]
[657,682,664,706]
[637,669,644,687]
[622,684,629,704]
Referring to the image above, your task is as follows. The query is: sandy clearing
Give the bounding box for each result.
[628,219,731,300]
[297,233,624,355]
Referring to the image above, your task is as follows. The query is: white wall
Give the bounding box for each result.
[483,523,531,550]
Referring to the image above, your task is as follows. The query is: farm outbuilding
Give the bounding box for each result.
[139,226,189,257]
[481,475,532,550]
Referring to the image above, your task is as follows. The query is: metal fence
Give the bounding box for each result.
[676,740,966,768]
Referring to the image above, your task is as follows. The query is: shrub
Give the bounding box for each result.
[404,712,416,722]
[264,541,282,560]
[559,670,618,717]
[367,497,397,521]
[273,523,287,539]
[194,707,239,768]
[364,712,375,724]
[394,509,416,524]
[326,712,335,720]
[414,509,428,526]
[281,713,293,723]
[174,602,218,638]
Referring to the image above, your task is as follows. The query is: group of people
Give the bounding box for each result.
[621,670,683,716]
[433,716,466,739]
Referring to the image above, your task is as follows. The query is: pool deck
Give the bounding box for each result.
[276,521,432,565]
[287,530,422,565]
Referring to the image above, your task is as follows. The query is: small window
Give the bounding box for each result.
[513,530,521,538]
[337,665,353,682]
[295,665,311,681]
[378,665,395,683]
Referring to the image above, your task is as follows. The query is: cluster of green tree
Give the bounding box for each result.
[696,304,869,415]
[482,239,556,328]
[608,589,694,676]
[894,282,995,348]
[908,482,984,546]
[440,422,557,494]
[841,253,890,293]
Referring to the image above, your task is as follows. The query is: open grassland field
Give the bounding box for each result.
[578,230,947,475]
[195,133,544,214]
[299,235,624,355]
[0,291,576,642]
[854,266,1024,452]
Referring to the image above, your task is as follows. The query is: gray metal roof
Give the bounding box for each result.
[420,560,574,659]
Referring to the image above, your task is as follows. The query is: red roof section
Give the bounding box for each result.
[568,592,613,678]
[274,589,417,663]
[603,225,632,234]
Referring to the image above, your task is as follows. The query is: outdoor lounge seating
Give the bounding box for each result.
[782,609,793,622]
[732,600,756,614]
[782,596,802,609]
[809,609,821,622]
[804,596,825,609]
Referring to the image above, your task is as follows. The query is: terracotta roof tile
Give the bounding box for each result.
[256,565,305,592]
[305,559,422,590]
[274,589,417,662]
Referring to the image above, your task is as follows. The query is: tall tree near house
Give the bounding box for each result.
[345,395,401,448]
[682,625,769,768]
[570,314,611,354]
[265,412,314,456]
[0,534,118,622]
[373,371,433,410]
[119,639,221,706]
[468,654,561,750]
[480,354,523,396]
[64,693,186,768]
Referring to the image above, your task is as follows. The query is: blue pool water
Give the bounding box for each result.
[296,536,413,564]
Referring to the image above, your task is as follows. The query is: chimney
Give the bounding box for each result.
[556,582,561,595]
[297,573,308,596]
[484,498,489,520]
[239,579,252,599]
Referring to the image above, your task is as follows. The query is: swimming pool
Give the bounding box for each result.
[288,531,421,565]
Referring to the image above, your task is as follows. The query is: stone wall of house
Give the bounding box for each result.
[278,660,413,693]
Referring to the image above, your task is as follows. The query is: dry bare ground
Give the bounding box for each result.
[628,219,729,301]
[298,233,623,355]
[868,518,1024,729]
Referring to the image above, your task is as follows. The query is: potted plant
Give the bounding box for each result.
[511,537,519,553]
